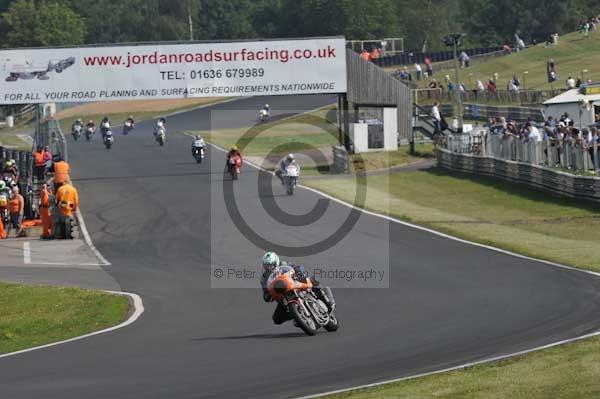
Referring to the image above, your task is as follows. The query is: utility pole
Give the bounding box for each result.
[444,33,465,133]
[452,40,463,132]
[188,1,194,41]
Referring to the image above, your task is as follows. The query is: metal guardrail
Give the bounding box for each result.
[332,145,350,173]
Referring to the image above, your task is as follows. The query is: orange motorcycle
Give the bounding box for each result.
[267,265,339,336]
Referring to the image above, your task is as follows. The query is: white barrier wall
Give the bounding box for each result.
[383,107,398,151]
[350,122,369,153]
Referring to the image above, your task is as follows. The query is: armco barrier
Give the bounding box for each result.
[437,148,600,202]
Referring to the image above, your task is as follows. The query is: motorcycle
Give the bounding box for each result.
[155,127,166,146]
[123,120,134,135]
[258,109,269,123]
[72,124,82,141]
[192,145,205,164]
[228,154,242,180]
[103,130,114,149]
[283,164,299,195]
[267,265,339,336]
[85,126,94,141]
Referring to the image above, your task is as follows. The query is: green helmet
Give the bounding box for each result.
[262,252,280,271]
[0,180,5,191]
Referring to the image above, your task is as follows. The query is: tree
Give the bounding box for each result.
[2,0,85,47]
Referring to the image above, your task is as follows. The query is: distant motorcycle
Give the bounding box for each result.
[100,121,111,140]
[155,127,166,146]
[72,125,82,141]
[192,144,205,164]
[258,109,269,123]
[228,154,242,180]
[103,130,114,149]
[85,126,94,141]
[123,120,134,135]
[266,265,339,336]
[283,164,299,195]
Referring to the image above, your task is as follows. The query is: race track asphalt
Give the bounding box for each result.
[1,95,600,398]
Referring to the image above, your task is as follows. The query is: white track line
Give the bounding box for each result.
[75,208,111,266]
[0,290,144,359]
[295,330,600,398]
[209,134,600,398]
[22,242,31,264]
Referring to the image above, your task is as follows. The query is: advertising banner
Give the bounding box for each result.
[0,38,347,104]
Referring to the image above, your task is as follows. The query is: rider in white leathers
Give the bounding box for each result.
[277,153,300,184]
[191,134,205,158]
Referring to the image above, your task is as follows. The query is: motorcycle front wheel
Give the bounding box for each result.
[323,313,339,332]
[289,302,318,336]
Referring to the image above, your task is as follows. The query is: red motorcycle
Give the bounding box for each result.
[267,265,339,336]
[228,154,242,180]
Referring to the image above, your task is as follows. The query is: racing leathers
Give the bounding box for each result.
[261,262,335,325]
[192,137,205,158]
[277,158,300,185]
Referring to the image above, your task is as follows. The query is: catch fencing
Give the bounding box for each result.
[374,46,504,68]
[414,88,564,107]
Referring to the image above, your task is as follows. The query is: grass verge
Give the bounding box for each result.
[326,335,600,398]
[202,106,339,156]
[304,168,600,398]
[305,168,600,272]
[415,30,600,92]
[351,144,434,172]
[0,133,32,151]
[0,282,129,354]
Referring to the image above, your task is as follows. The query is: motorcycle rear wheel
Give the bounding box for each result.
[289,303,318,336]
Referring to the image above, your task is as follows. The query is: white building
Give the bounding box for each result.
[543,87,600,128]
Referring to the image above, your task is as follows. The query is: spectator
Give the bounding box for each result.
[33,147,46,182]
[576,77,583,88]
[7,186,24,238]
[414,63,422,80]
[424,57,433,77]
[487,79,497,92]
[566,76,576,89]
[589,127,598,165]
[43,145,52,166]
[431,102,442,132]
[476,79,485,92]
[527,123,542,142]
[360,49,370,61]
[428,78,438,89]
[547,59,557,83]
[512,74,521,88]
[370,47,381,61]
[458,51,470,68]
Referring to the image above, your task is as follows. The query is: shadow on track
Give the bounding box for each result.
[191,332,309,341]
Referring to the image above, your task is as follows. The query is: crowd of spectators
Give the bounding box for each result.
[487,113,600,167]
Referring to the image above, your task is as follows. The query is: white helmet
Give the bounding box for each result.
[287,153,294,161]
[265,104,269,108]
[262,252,280,271]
